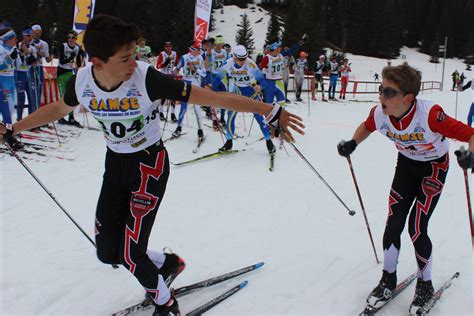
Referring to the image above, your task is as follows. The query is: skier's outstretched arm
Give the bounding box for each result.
[0,98,74,136]
[188,86,304,141]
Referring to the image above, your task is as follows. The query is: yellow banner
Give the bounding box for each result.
[73,0,96,48]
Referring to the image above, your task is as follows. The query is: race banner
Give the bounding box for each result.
[194,0,213,44]
[73,0,96,48]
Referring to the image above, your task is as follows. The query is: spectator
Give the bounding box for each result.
[135,37,152,63]
[56,30,84,127]
[328,56,340,100]
[282,46,295,103]
[459,76,473,126]
[16,28,38,120]
[0,27,23,148]
[339,58,351,100]
[31,24,51,107]
[373,72,380,82]
[452,70,460,91]
[293,51,308,102]
[312,54,328,101]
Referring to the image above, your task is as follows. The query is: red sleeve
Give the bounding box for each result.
[156,53,164,68]
[364,106,377,132]
[259,56,269,70]
[174,53,179,66]
[428,104,474,142]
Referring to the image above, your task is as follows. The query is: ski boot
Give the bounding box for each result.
[266,139,276,154]
[366,270,397,309]
[159,112,166,121]
[408,279,434,315]
[68,117,83,128]
[172,126,182,137]
[219,117,226,127]
[170,113,177,123]
[197,129,204,142]
[152,293,180,316]
[219,139,233,152]
[161,252,186,286]
[58,118,68,125]
[296,97,303,102]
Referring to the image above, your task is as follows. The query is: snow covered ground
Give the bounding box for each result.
[2,4,474,316]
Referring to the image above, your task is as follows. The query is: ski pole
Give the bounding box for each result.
[454,88,459,120]
[247,116,254,137]
[461,168,473,243]
[51,121,62,146]
[346,156,380,263]
[209,106,225,143]
[282,133,356,216]
[307,75,310,116]
[5,144,119,269]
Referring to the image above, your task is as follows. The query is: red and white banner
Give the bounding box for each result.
[194,0,213,44]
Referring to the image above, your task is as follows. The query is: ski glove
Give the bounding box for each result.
[264,104,283,137]
[337,139,357,157]
[0,123,21,149]
[454,146,474,171]
[10,49,18,60]
[299,34,309,45]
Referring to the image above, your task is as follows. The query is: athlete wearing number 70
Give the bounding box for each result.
[0,14,304,316]
[259,34,308,106]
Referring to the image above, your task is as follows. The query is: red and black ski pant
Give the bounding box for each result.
[95,143,170,300]
[383,153,449,281]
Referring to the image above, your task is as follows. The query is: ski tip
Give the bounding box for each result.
[240,280,249,289]
[255,262,265,269]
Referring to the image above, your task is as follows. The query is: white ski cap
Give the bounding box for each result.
[31,25,42,31]
[233,45,247,58]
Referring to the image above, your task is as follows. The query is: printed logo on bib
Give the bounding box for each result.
[414,123,426,133]
[89,97,140,113]
[386,131,425,142]
[127,83,143,97]
[82,84,96,98]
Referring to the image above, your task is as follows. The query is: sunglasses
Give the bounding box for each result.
[378,85,405,98]
[68,36,77,39]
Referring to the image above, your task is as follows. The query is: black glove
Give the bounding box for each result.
[299,34,309,45]
[454,146,474,170]
[10,49,18,60]
[337,139,357,157]
[1,123,23,150]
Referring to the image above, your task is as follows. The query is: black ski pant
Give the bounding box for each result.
[383,153,449,281]
[95,142,170,299]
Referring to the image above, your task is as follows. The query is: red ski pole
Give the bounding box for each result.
[347,156,380,263]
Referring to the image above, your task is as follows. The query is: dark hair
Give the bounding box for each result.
[83,14,140,62]
[67,30,78,37]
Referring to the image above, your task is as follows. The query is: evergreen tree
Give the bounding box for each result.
[265,10,282,44]
[235,13,255,54]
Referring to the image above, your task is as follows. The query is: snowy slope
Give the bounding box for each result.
[209,4,271,55]
[1,5,473,316]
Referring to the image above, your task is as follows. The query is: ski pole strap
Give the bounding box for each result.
[264,104,282,128]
